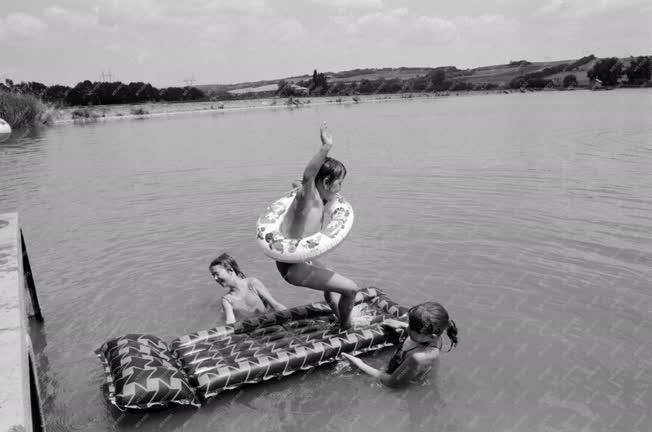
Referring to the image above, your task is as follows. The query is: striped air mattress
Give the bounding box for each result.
[96,287,407,411]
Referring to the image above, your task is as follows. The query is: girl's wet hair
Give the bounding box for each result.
[316,157,347,186]
[408,302,458,351]
[209,253,245,279]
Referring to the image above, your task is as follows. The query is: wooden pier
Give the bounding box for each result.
[0,213,45,432]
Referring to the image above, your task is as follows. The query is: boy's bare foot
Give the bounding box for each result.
[350,314,372,328]
[336,314,371,333]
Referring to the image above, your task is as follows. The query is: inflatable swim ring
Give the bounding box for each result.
[256,189,354,263]
[97,287,407,411]
[0,118,11,143]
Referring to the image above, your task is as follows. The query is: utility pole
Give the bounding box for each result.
[183,75,196,87]
[99,69,113,82]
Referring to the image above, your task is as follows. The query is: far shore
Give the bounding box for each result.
[52,86,644,125]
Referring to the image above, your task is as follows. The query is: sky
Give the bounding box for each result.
[1,0,650,87]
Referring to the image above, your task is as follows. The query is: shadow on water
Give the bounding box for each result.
[28,319,66,432]
[29,320,52,407]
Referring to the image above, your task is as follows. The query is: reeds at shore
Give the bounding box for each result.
[0,91,54,129]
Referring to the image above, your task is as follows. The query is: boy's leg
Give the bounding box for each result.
[311,259,340,319]
[276,261,358,328]
[324,291,340,320]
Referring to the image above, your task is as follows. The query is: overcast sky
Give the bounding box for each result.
[1,0,650,87]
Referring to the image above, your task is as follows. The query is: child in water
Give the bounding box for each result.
[342,302,458,387]
[276,122,361,329]
[210,253,287,324]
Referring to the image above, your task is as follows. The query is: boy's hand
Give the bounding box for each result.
[320,121,333,147]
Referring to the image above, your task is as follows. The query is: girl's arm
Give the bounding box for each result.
[341,353,391,380]
[251,279,287,311]
[222,297,236,324]
[301,122,333,186]
[342,349,439,388]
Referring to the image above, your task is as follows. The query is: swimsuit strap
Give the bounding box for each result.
[400,342,426,361]
[386,336,431,374]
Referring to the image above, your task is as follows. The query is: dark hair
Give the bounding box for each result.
[209,253,245,278]
[408,302,458,352]
[315,157,347,186]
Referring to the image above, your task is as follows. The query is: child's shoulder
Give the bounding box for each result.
[244,276,261,285]
[411,347,440,364]
[244,277,265,292]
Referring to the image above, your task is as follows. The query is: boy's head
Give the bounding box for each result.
[408,302,458,350]
[315,157,347,200]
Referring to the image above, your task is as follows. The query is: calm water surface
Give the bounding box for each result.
[1,90,652,432]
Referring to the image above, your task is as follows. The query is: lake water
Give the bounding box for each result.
[1,89,652,432]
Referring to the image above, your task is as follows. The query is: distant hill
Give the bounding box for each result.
[196,55,648,95]
[198,67,449,94]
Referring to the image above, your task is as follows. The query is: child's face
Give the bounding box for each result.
[318,177,344,201]
[210,265,235,288]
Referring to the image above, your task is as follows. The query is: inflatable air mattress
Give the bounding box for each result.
[97,287,407,411]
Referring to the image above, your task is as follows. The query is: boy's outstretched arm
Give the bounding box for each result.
[301,122,333,186]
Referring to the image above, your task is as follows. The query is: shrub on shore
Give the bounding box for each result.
[130,107,149,116]
[587,58,623,86]
[0,91,53,129]
[563,74,578,88]
[71,107,100,120]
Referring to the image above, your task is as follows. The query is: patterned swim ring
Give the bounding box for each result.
[256,189,354,263]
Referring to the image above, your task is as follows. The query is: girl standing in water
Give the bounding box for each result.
[342,302,458,387]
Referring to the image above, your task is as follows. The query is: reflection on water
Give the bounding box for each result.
[2,89,652,431]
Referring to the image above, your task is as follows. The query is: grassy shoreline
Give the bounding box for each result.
[47,88,559,124]
[0,91,55,129]
[47,85,650,125]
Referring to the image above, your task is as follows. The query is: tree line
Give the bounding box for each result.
[276,67,483,97]
[509,55,651,89]
[0,79,206,106]
[2,55,650,107]
[277,57,650,98]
